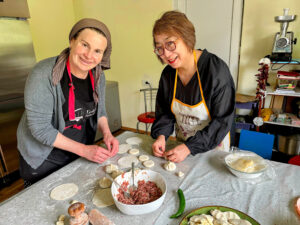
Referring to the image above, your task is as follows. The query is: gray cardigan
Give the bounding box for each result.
[17,57,107,169]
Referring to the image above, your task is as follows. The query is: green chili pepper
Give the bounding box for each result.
[170,188,186,218]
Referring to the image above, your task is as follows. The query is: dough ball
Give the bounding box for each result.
[143,160,154,168]
[58,215,65,221]
[164,161,176,171]
[118,144,131,154]
[126,137,142,145]
[50,183,78,201]
[177,171,184,178]
[92,188,114,208]
[118,155,139,168]
[99,177,112,188]
[105,164,118,174]
[138,155,149,162]
[230,158,255,173]
[128,148,139,155]
[70,200,78,204]
[111,170,123,179]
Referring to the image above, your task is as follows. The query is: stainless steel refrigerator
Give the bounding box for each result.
[0,17,36,184]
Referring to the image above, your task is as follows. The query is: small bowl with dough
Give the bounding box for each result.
[111,170,167,215]
[224,151,268,179]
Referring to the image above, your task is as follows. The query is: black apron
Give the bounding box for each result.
[20,58,97,186]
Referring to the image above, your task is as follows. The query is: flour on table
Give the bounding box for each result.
[99,177,112,188]
[50,183,78,201]
[128,148,139,155]
[138,155,149,162]
[126,137,142,145]
[118,144,131,154]
[92,188,114,208]
[118,155,139,168]
[105,164,118,174]
[164,161,176,171]
[143,160,154,168]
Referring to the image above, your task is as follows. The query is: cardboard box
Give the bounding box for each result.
[0,0,30,18]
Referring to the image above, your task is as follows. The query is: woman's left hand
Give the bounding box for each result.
[164,144,191,163]
[103,134,119,157]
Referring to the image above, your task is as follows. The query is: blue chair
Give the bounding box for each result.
[238,129,275,159]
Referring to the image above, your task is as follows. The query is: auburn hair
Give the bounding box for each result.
[153,10,196,51]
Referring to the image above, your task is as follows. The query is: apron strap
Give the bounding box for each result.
[66,57,94,129]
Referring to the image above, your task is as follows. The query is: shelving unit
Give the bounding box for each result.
[258,60,300,128]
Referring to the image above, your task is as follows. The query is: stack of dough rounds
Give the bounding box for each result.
[143,160,154,168]
[138,155,149,162]
[105,164,118,174]
[164,161,176,171]
[98,177,112,188]
[128,148,139,155]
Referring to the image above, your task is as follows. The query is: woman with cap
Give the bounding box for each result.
[17,18,118,186]
[151,11,235,163]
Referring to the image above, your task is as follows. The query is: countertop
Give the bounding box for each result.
[1,131,300,225]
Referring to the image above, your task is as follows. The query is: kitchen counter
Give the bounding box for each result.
[1,131,300,225]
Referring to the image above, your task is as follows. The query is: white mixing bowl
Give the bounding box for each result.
[225,151,268,179]
[111,169,167,215]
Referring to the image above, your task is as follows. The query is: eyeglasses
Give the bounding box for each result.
[154,40,177,56]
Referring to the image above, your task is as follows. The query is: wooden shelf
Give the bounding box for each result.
[263,120,300,128]
[266,87,300,97]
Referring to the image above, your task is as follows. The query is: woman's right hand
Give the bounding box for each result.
[83,145,112,164]
[152,135,166,157]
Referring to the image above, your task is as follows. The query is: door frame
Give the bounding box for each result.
[173,0,244,87]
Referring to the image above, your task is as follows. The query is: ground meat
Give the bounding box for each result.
[117,180,162,205]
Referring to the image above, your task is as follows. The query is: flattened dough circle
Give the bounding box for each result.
[50,183,78,200]
[99,177,112,188]
[92,188,114,208]
[128,148,139,155]
[118,144,131,154]
[118,155,139,168]
[138,155,149,162]
[126,137,142,145]
[143,160,154,168]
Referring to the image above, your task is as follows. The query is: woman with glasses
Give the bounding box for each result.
[151,11,235,163]
[17,18,119,186]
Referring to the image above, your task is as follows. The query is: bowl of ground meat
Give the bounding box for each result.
[111,169,167,215]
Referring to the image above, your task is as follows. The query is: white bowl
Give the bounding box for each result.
[225,151,268,179]
[111,170,167,215]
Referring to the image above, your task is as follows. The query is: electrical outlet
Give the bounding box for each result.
[142,80,150,86]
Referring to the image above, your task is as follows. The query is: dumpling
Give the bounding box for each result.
[189,214,214,225]
[228,219,251,225]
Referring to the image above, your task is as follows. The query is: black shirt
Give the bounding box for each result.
[151,49,236,154]
[60,67,95,144]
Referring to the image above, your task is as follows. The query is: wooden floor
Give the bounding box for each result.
[0,178,24,203]
[0,128,144,203]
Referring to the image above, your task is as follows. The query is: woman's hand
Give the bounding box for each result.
[152,135,166,157]
[83,145,112,163]
[103,133,119,157]
[164,144,191,163]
